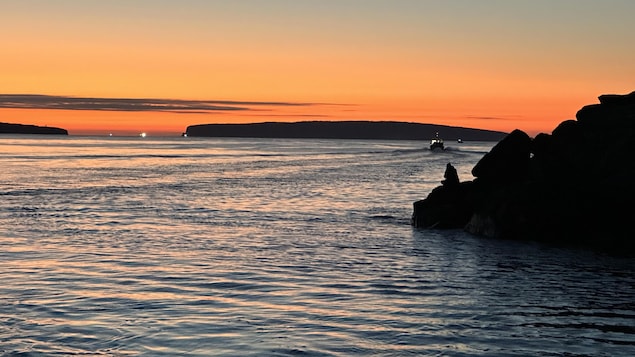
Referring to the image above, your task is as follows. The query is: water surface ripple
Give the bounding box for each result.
[0,136,633,356]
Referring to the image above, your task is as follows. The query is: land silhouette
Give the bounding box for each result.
[0,122,68,135]
[186,121,508,141]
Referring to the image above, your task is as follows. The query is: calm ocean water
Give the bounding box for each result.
[0,135,633,356]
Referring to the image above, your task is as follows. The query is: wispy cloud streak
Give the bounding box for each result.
[0,94,314,113]
[466,116,521,121]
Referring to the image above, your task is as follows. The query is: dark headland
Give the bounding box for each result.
[412,91,635,256]
[0,122,68,135]
[185,121,507,141]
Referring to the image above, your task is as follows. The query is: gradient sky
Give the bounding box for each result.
[1,0,633,136]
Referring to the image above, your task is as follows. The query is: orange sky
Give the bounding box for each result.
[1,1,633,136]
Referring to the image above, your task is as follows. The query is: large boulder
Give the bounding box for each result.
[412,163,474,229]
[412,91,635,255]
[471,129,532,185]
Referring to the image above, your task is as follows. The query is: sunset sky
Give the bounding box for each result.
[1,0,633,136]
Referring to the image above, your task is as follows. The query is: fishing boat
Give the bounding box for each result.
[430,132,444,150]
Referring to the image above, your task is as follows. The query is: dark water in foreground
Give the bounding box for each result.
[0,136,633,356]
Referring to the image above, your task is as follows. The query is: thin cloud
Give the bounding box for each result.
[245,114,331,118]
[0,94,316,113]
[466,115,522,121]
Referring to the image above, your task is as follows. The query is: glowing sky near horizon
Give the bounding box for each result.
[1,0,633,136]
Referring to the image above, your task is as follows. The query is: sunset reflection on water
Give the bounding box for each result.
[1,136,633,356]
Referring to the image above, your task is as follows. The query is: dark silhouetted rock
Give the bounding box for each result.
[442,163,459,187]
[411,181,475,229]
[598,92,635,105]
[471,129,532,185]
[412,91,635,255]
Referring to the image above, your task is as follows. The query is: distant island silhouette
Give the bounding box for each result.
[0,122,68,135]
[185,121,508,141]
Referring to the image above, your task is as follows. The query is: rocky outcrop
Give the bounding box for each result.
[412,91,635,254]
